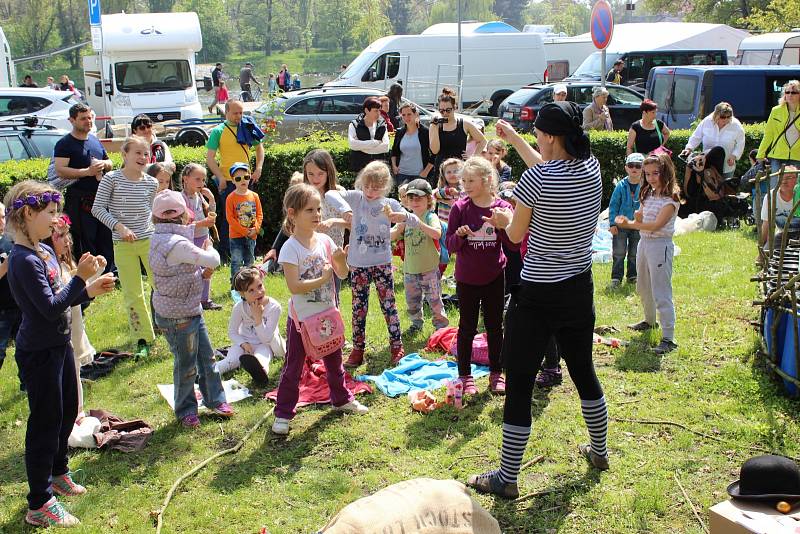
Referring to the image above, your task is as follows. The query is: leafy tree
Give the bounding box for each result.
[352,0,393,48]
[316,0,360,54]
[429,0,496,24]
[639,0,768,23]
[6,0,58,59]
[387,0,412,34]
[493,0,529,29]
[174,0,232,61]
[524,0,589,36]
[55,0,90,70]
[740,0,800,31]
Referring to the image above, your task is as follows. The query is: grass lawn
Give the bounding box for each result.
[0,228,794,533]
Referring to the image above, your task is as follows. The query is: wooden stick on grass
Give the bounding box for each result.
[674,471,709,534]
[155,408,275,534]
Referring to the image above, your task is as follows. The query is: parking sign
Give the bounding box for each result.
[88,0,101,26]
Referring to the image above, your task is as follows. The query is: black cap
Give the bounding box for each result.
[405,178,433,196]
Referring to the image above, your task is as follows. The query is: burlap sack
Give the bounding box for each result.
[319,478,501,534]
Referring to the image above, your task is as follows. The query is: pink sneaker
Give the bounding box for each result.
[180,414,200,428]
[461,375,477,395]
[51,472,86,497]
[489,372,506,395]
[211,402,235,417]
[390,346,405,364]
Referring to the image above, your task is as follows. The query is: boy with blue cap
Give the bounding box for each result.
[225,162,262,286]
[608,152,643,288]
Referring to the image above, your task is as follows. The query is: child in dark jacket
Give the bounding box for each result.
[608,152,643,288]
[0,201,20,371]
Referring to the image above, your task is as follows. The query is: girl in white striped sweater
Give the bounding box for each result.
[91,136,159,356]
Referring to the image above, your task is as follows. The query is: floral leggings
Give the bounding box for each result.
[350,264,403,352]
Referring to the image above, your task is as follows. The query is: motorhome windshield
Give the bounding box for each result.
[340,51,377,79]
[572,52,623,78]
[114,60,192,93]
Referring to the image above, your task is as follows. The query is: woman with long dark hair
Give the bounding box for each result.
[467,102,608,499]
[429,87,486,168]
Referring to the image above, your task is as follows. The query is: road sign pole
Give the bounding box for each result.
[601,49,606,88]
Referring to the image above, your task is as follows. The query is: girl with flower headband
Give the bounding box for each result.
[4,180,115,527]
[43,214,104,421]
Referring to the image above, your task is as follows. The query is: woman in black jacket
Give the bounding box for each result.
[391,103,434,187]
[348,97,390,173]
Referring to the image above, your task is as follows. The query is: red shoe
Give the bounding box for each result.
[344,348,364,369]
[489,372,506,395]
[390,347,405,365]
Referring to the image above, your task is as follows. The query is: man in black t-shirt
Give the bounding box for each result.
[209,63,224,113]
[53,103,115,273]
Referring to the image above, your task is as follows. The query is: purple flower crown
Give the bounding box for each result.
[10,191,62,211]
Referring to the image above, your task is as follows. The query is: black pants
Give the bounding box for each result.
[503,245,522,295]
[502,270,603,426]
[455,273,504,375]
[16,344,78,510]
[64,189,115,274]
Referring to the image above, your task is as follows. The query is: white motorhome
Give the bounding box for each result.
[541,35,596,81]
[325,22,546,115]
[0,26,16,87]
[83,12,203,123]
[736,32,800,66]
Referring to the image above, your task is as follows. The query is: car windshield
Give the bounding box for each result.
[572,52,623,78]
[339,51,377,80]
[114,60,192,93]
[504,88,541,106]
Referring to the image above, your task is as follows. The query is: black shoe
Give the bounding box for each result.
[627,320,658,332]
[652,338,678,355]
[202,300,223,311]
[239,353,269,385]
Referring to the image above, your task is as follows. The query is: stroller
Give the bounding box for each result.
[679,146,751,228]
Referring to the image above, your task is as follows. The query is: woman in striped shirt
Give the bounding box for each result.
[467,102,609,500]
[92,136,159,357]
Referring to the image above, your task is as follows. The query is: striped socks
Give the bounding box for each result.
[581,396,608,458]
[497,423,531,484]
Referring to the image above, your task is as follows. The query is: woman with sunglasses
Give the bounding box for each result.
[130,114,173,165]
[429,87,486,170]
[680,102,745,178]
[757,80,800,185]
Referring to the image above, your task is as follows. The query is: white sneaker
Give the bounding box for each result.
[332,400,369,414]
[271,417,290,435]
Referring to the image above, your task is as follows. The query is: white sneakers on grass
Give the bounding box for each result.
[271,400,369,435]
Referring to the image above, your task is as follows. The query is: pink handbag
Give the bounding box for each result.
[291,303,345,361]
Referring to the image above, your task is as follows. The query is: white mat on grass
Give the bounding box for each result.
[157,379,251,411]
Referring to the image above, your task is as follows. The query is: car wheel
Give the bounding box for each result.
[489,91,512,117]
[175,128,208,147]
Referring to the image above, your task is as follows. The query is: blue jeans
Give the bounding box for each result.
[0,307,20,364]
[611,228,640,281]
[154,313,226,420]
[395,173,421,188]
[230,237,256,285]
[215,182,236,263]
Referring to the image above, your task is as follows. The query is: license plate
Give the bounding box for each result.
[503,112,513,119]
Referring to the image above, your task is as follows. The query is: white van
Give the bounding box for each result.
[325,22,546,115]
[83,12,204,123]
[736,32,800,66]
[0,26,15,88]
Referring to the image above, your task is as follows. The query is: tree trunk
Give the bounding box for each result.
[265,0,273,56]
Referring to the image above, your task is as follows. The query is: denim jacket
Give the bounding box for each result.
[608,177,641,227]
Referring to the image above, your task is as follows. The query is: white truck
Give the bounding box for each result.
[325,21,547,115]
[83,12,204,123]
[0,26,16,87]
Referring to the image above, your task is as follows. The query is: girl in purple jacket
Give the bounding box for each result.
[445,157,517,396]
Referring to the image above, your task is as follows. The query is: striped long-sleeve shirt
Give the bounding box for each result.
[92,169,159,242]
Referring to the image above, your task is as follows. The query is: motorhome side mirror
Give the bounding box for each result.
[94,81,103,97]
[104,82,114,96]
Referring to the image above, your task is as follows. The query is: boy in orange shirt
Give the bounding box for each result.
[226,162,263,285]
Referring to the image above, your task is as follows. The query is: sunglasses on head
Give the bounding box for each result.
[233,175,251,183]
[626,163,642,169]
[438,107,453,113]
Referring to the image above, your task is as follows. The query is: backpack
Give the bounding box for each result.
[47,158,71,191]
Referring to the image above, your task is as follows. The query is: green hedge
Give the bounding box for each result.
[0,124,766,247]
